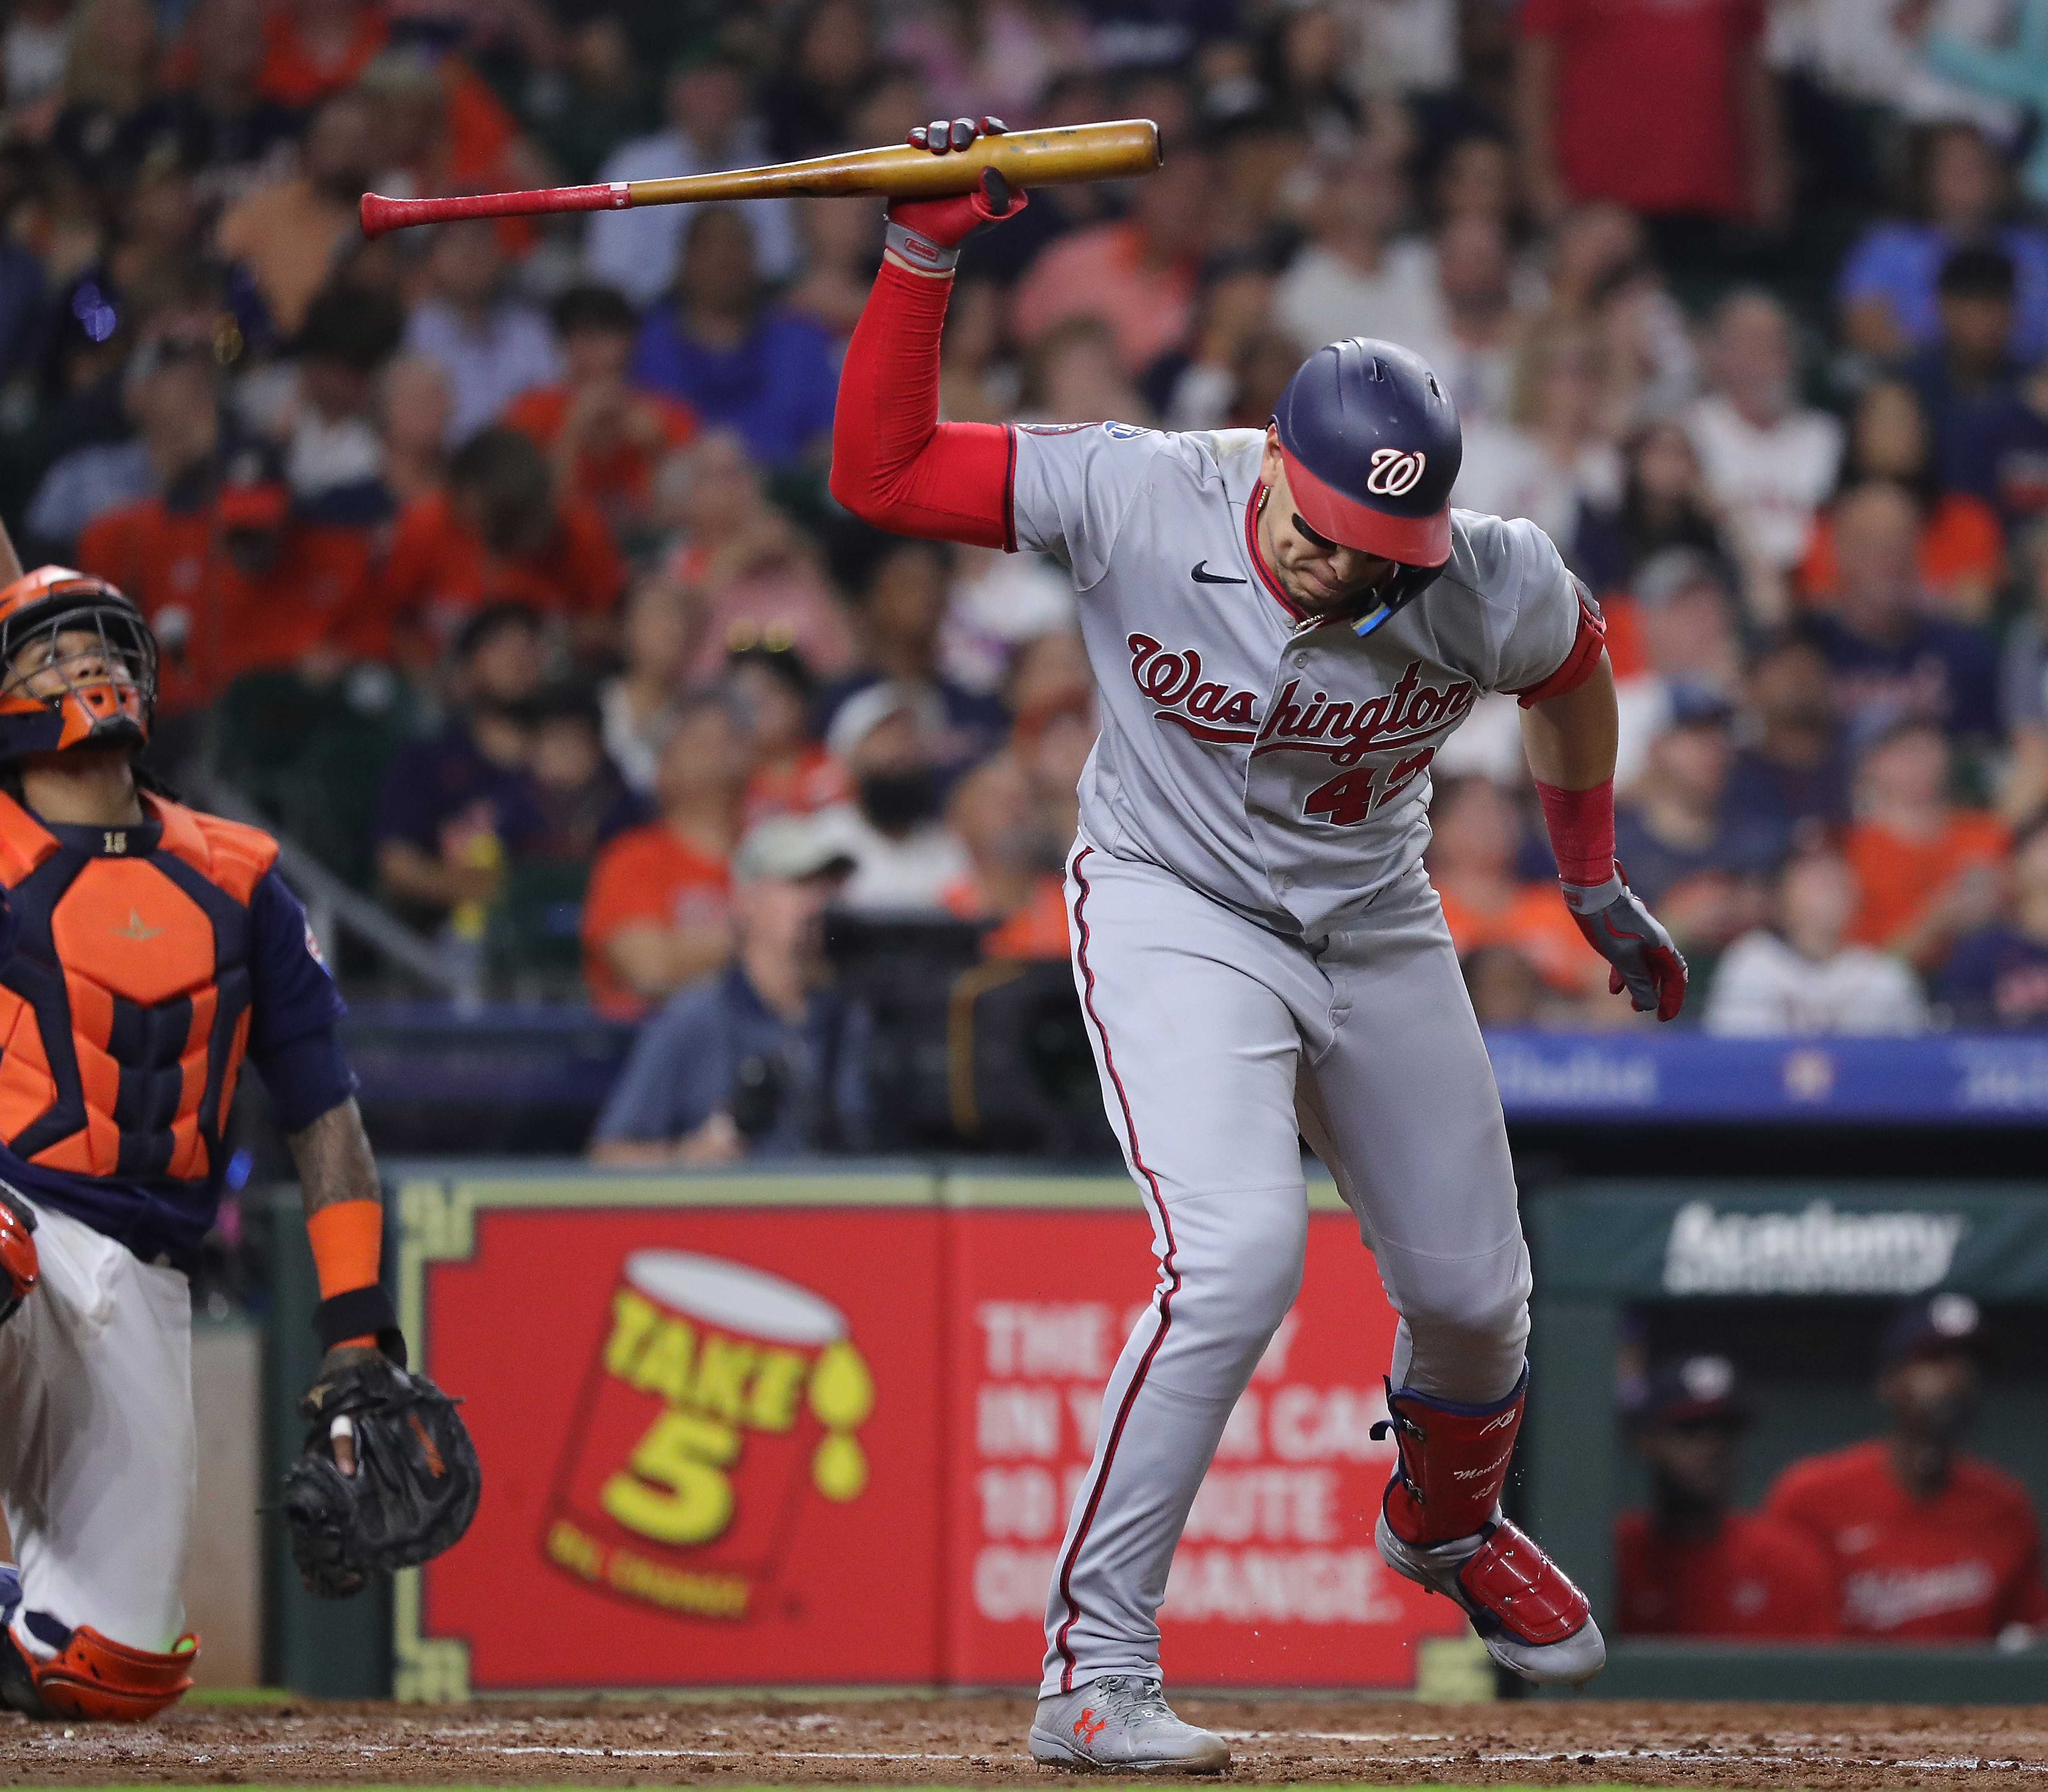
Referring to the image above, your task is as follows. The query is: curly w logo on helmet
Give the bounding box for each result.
[1364,448,1427,499]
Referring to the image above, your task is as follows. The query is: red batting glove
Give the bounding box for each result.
[1562,864,1689,1023]
[886,118,1029,270]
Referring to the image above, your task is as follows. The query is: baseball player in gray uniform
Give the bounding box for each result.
[833,121,1688,1773]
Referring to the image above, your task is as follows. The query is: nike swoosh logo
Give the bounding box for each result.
[1191,561,1247,584]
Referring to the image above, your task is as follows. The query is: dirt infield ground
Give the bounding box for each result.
[3,1697,2046,1789]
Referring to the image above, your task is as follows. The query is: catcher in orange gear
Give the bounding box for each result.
[0,533,462,1722]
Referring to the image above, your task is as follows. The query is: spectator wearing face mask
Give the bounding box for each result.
[1705,848,1930,1034]
[822,535,1008,787]
[1765,1296,2047,1644]
[817,683,972,912]
[1939,811,2048,1025]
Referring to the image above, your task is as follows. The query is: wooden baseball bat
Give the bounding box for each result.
[359,118,1161,240]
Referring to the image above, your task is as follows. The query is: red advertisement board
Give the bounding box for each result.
[413,1191,945,1688]
[401,1174,1470,1694]
[944,1203,1469,1688]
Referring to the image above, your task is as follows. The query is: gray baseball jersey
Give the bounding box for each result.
[1011,423,1586,934]
[1009,420,1587,1698]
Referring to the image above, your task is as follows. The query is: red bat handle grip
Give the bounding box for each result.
[359,182,632,240]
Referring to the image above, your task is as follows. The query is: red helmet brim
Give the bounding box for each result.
[1279,443,1451,567]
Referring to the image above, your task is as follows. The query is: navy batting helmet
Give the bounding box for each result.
[1271,338,1461,567]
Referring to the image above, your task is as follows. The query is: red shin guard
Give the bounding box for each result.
[32,1626,199,1722]
[1375,1369,1528,1545]
[1374,1370,1592,1650]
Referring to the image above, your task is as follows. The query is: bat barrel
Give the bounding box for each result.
[360,182,631,240]
[626,118,1161,208]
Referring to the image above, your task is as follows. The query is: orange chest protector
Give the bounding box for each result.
[0,792,278,1185]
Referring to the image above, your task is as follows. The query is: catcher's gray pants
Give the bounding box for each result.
[0,1199,194,1654]
[1042,844,1530,1695]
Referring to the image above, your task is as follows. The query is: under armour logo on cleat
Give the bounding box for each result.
[1190,561,1247,584]
[1075,1710,1108,1746]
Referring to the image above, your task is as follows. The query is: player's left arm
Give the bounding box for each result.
[1520,652,1690,1022]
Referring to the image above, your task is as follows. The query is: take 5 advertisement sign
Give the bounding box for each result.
[392,1172,1469,1695]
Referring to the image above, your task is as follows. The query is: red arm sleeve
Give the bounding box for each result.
[829,261,1015,552]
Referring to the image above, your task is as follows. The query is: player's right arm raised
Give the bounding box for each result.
[829,121,1027,547]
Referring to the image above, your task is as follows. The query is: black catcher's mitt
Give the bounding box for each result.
[281,1353,481,1598]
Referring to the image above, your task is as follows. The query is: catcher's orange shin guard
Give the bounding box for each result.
[32,1626,199,1722]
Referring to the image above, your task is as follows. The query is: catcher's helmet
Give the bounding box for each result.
[1272,337,1461,568]
[0,567,156,764]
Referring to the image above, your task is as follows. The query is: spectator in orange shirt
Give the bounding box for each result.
[504,284,697,537]
[1844,720,2008,972]
[729,643,850,830]
[1799,380,2003,623]
[1616,1356,1839,1640]
[215,90,377,337]
[377,426,625,666]
[79,448,380,725]
[1430,775,1607,1003]
[1011,147,1210,376]
[580,692,745,1020]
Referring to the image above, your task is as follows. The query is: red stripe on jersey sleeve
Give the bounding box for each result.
[1512,584,1608,708]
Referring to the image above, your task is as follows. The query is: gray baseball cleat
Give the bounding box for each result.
[1029,1675,1230,1774]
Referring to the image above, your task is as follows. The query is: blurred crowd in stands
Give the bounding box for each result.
[18,0,2048,1060]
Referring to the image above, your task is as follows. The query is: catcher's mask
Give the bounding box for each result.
[0,567,156,764]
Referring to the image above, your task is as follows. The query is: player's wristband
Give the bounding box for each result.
[312,1285,406,1365]
[1535,776,1616,888]
[883,220,960,274]
[1559,871,1624,914]
[307,1198,385,1352]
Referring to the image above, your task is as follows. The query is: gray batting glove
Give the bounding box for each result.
[1561,868,1688,1022]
